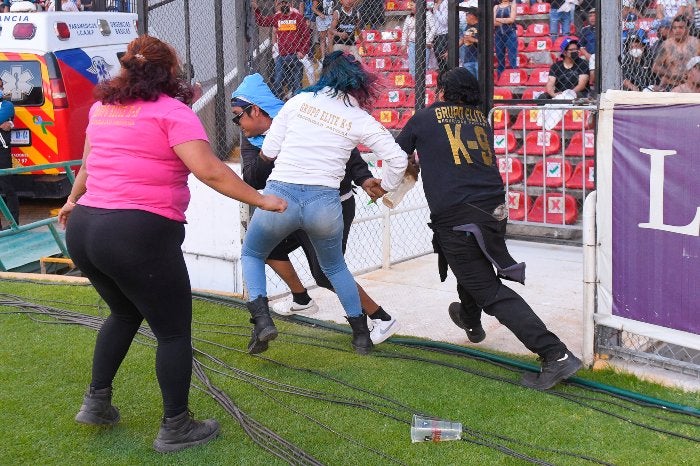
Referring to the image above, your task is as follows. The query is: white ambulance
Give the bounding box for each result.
[0,11,138,197]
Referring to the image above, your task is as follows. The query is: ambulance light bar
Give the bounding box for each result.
[13,23,36,40]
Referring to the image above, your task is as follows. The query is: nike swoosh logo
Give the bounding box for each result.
[557,353,569,362]
[380,320,397,335]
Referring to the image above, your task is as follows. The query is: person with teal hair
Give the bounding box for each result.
[239,52,410,355]
[232,72,402,346]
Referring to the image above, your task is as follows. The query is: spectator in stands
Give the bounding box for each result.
[621,12,641,45]
[543,37,589,98]
[649,18,673,58]
[395,67,583,391]
[458,1,477,66]
[0,79,19,229]
[359,0,384,30]
[461,7,480,78]
[314,0,336,59]
[621,0,642,19]
[426,1,439,70]
[494,0,518,77]
[401,5,417,76]
[330,0,360,56]
[692,0,700,37]
[231,73,401,345]
[57,35,286,453]
[622,31,658,91]
[578,7,596,87]
[652,15,700,90]
[433,0,450,72]
[239,51,408,356]
[549,0,573,41]
[656,0,693,23]
[252,0,311,100]
[573,0,594,33]
[672,55,700,90]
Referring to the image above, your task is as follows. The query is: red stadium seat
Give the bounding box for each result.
[397,109,414,128]
[566,160,595,190]
[494,87,514,100]
[507,190,533,221]
[521,87,546,100]
[516,53,529,68]
[525,68,550,86]
[552,35,579,52]
[493,131,518,155]
[526,157,573,187]
[364,57,392,72]
[376,89,406,108]
[491,107,511,130]
[523,23,550,37]
[358,43,377,57]
[525,38,553,52]
[387,72,415,88]
[392,56,409,71]
[376,42,400,56]
[558,109,592,131]
[425,70,438,87]
[517,37,526,52]
[360,30,381,43]
[380,29,402,42]
[513,108,545,131]
[384,0,410,12]
[496,69,528,87]
[530,2,551,15]
[405,88,436,107]
[564,131,595,157]
[517,24,525,36]
[498,155,524,184]
[528,194,578,225]
[517,131,562,156]
[515,4,529,15]
[372,109,400,129]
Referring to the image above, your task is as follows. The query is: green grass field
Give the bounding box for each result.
[1,278,698,465]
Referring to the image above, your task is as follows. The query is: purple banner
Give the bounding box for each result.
[612,104,700,334]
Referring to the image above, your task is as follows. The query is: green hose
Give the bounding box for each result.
[194,290,700,416]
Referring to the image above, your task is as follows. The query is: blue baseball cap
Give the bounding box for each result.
[560,37,579,55]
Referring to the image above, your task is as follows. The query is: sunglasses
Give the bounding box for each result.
[231,105,253,125]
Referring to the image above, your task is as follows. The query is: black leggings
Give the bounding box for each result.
[66,206,192,417]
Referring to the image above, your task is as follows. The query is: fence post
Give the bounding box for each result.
[582,191,597,367]
[381,207,391,269]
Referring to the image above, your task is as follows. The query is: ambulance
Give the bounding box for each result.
[0,11,138,197]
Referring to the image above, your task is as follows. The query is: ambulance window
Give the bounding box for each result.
[0,61,43,106]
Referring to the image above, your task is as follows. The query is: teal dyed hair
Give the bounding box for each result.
[301,51,380,111]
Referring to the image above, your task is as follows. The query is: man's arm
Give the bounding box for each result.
[241,137,274,190]
[346,148,373,187]
[252,0,277,27]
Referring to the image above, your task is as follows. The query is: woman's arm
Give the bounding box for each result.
[176,140,286,212]
[58,139,90,227]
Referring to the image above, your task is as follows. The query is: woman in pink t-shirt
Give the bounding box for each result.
[57,35,285,453]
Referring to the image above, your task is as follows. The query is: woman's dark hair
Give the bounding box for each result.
[437,67,481,106]
[301,51,381,111]
[94,35,193,105]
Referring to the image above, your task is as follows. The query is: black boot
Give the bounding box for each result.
[75,386,120,426]
[153,410,220,453]
[448,302,486,343]
[347,314,373,355]
[246,295,278,354]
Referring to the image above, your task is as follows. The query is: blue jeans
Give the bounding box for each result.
[273,55,303,99]
[495,28,518,75]
[463,61,478,79]
[241,181,362,317]
[549,9,571,41]
[408,42,415,77]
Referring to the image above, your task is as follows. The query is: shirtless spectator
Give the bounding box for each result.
[671,55,700,91]
[652,16,700,90]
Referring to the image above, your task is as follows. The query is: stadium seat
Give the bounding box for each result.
[526,156,572,187]
[552,36,579,52]
[515,3,529,15]
[517,37,526,52]
[491,107,511,130]
[364,57,392,72]
[380,29,402,42]
[530,2,550,14]
[358,43,377,57]
[558,109,592,131]
[397,109,414,128]
[496,69,528,87]
[376,89,406,108]
[521,88,547,100]
[564,131,595,157]
[528,193,579,225]
[387,72,415,88]
[523,23,550,37]
[524,68,550,86]
[525,38,553,53]
[392,56,409,71]
[360,30,381,43]
[494,88,514,100]
[377,42,400,56]
[425,70,438,87]
[566,160,595,190]
[517,24,525,36]
[384,0,410,12]
[498,155,524,184]
[516,53,529,68]
[405,89,436,107]
[493,131,518,155]
[372,109,400,129]
[513,108,545,131]
[506,190,533,221]
[517,131,562,156]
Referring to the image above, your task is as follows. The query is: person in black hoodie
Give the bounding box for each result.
[394,67,582,390]
[231,73,401,346]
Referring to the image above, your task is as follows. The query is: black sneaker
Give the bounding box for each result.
[448,302,486,343]
[521,350,582,390]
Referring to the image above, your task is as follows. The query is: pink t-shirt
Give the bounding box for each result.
[79,95,208,222]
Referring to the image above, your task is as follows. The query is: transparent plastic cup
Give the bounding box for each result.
[410,414,462,443]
